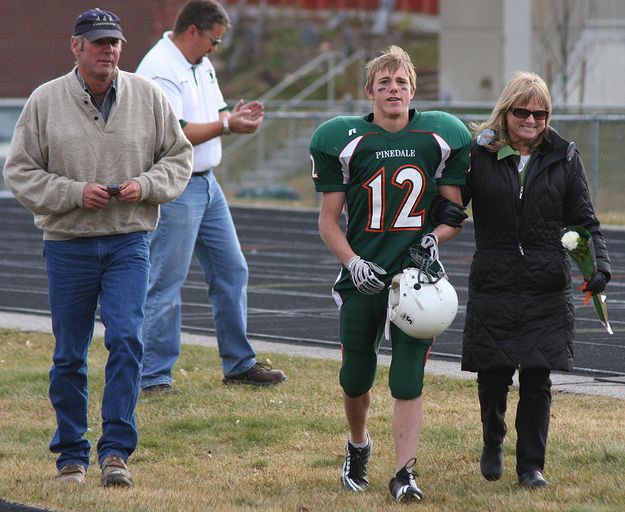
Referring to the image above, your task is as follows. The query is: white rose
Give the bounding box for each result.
[561,231,580,251]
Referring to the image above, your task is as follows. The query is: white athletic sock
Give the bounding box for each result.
[349,436,370,449]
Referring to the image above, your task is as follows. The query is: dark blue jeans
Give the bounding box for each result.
[44,232,149,469]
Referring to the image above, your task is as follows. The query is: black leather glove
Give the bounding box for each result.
[429,195,468,228]
[584,271,608,295]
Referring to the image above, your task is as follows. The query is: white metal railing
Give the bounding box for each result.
[221,49,367,169]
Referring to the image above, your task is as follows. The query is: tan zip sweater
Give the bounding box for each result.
[4,68,193,240]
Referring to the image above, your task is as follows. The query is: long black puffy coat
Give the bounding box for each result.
[462,128,611,372]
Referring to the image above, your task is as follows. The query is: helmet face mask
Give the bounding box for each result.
[408,244,446,282]
[387,267,458,339]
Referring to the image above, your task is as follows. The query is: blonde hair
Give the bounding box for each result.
[364,45,417,95]
[472,71,552,152]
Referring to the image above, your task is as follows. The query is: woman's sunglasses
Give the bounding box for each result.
[508,107,549,120]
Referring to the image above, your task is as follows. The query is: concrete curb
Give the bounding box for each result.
[1,311,623,400]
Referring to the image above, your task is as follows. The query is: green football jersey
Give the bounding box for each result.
[310,109,471,294]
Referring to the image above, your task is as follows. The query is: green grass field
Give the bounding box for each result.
[1,329,624,511]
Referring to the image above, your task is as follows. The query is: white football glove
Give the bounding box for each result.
[420,233,439,262]
[347,256,387,295]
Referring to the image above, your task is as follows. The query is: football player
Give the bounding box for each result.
[310,45,471,502]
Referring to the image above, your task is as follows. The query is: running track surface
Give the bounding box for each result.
[0,198,623,376]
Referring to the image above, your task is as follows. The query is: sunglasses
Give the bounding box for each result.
[508,107,549,120]
[203,31,222,47]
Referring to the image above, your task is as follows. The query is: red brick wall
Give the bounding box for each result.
[223,0,438,13]
[0,0,438,98]
[0,0,183,97]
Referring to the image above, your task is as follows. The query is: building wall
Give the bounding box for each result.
[0,0,185,97]
[534,1,625,106]
[221,0,438,12]
[0,0,439,98]
[439,0,503,102]
[440,0,625,105]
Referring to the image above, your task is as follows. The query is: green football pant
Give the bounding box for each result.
[339,290,433,400]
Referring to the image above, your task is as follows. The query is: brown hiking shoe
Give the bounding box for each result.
[100,456,133,487]
[55,463,86,484]
[223,363,287,387]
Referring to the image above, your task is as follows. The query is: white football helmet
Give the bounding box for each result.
[386,267,458,339]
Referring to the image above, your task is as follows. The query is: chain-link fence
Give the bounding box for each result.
[548,115,625,225]
[1,100,624,225]
[218,104,625,225]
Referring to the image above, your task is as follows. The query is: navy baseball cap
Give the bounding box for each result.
[73,8,126,42]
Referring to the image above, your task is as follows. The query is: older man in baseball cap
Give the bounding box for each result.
[73,7,126,41]
[4,6,192,488]
[70,8,127,109]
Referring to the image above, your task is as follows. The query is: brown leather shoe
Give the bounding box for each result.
[223,363,287,387]
[100,455,133,487]
[142,383,179,395]
[55,463,86,484]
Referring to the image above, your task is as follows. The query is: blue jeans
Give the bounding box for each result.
[44,232,149,469]
[141,171,256,388]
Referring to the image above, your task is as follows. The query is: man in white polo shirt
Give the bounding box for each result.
[136,0,286,392]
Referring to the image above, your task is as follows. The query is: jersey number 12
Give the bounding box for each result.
[363,165,426,232]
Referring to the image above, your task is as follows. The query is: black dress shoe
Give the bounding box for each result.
[480,445,503,481]
[518,470,550,489]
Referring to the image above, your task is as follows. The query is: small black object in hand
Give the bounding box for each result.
[107,183,121,196]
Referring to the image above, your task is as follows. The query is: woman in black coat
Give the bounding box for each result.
[462,71,611,489]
